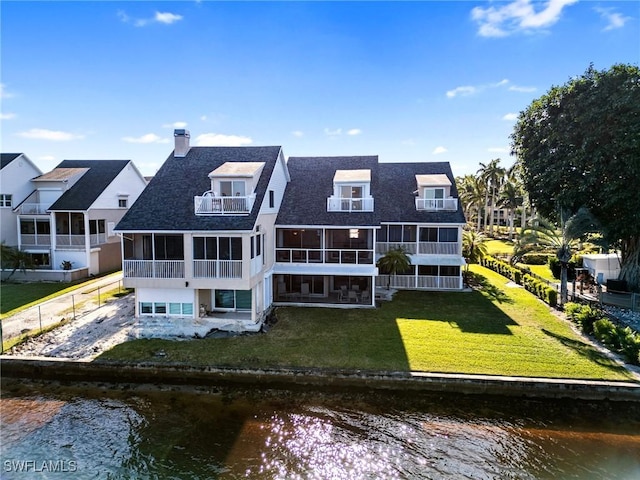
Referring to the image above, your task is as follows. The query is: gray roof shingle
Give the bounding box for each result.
[116,146,282,232]
[277,156,380,226]
[1,153,22,170]
[48,160,131,211]
[378,162,466,224]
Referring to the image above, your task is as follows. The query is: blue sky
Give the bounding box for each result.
[2,1,638,178]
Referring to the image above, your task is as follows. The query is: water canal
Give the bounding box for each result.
[1,380,639,479]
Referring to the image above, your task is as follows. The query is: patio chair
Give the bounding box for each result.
[361,290,371,304]
[301,283,310,299]
[348,290,358,303]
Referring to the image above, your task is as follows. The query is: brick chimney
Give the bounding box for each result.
[174,129,190,157]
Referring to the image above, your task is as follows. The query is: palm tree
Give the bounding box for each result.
[477,159,505,235]
[377,247,411,290]
[497,173,523,241]
[462,230,488,268]
[512,209,601,305]
[0,243,35,280]
[457,174,486,232]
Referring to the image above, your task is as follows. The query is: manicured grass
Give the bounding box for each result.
[518,264,558,283]
[485,239,514,255]
[99,265,634,381]
[0,272,122,318]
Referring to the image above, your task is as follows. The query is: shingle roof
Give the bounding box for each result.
[48,160,131,211]
[1,153,22,170]
[116,146,282,232]
[377,162,466,224]
[277,156,380,226]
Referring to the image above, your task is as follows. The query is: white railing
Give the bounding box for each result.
[415,198,458,211]
[275,248,374,264]
[376,242,460,255]
[327,197,374,212]
[20,234,52,246]
[376,274,461,290]
[194,193,256,215]
[17,203,51,215]
[123,260,185,278]
[193,259,242,278]
[56,235,86,248]
[89,233,107,246]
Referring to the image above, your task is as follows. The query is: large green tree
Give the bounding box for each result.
[511,64,640,291]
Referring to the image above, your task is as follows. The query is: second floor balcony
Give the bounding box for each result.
[123,259,185,279]
[194,191,256,215]
[16,202,51,215]
[376,241,461,256]
[327,196,374,212]
[415,198,458,211]
[276,247,374,264]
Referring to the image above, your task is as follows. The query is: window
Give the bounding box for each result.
[214,289,252,310]
[425,187,445,199]
[89,220,106,235]
[140,302,153,314]
[439,228,458,242]
[419,265,439,276]
[118,198,128,208]
[220,181,245,197]
[419,227,458,242]
[269,190,275,208]
[154,235,184,260]
[440,266,461,277]
[0,194,12,207]
[193,236,241,260]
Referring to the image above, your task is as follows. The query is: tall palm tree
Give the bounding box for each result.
[477,159,505,236]
[457,174,486,232]
[377,247,411,290]
[497,172,523,241]
[512,209,601,305]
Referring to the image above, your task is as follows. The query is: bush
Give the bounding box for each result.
[521,253,553,265]
[575,305,601,335]
[548,257,579,281]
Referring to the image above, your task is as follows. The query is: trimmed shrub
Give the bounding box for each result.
[521,253,553,265]
[548,257,579,281]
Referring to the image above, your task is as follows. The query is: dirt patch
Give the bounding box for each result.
[4,296,135,361]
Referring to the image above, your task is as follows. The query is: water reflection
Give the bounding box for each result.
[1,381,639,479]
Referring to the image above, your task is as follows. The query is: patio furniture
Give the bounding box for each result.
[301,283,310,299]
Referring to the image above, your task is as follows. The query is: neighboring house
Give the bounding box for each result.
[582,254,621,285]
[7,159,147,281]
[274,156,380,307]
[115,130,289,330]
[0,153,43,248]
[274,158,466,308]
[115,130,466,331]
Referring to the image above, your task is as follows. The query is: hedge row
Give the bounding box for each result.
[520,253,554,265]
[564,302,640,365]
[480,256,557,307]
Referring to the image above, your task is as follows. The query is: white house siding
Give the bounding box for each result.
[90,162,147,210]
[1,154,42,247]
[136,287,197,318]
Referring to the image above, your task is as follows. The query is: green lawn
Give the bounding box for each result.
[99,265,634,381]
[485,239,514,256]
[518,264,558,283]
[1,282,79,316]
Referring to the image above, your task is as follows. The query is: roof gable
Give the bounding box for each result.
[48,160,131,211]
[1,153,22,170]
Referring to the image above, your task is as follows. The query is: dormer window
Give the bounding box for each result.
[415,174,458,211]
[327,169,374,212]
[194,162,264,215]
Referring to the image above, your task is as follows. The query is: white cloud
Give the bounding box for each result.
[347,128,362,136]
[17,128,84,141]
[118,10,183,27]
[471,0,578,37]
[162,121,188,129]
[155,12,183,25]
[122,133,169,144]
[446,86,477,98]
[1,112,16,120]
[324,128,342,136]
[488,147,510,153]
[594,7,632,31]
[200,115,208,121]
[447,79,536,98]
[291,131,304,137]
[503,113,518,121]
[432,146,448,155]
[195,133,253,146]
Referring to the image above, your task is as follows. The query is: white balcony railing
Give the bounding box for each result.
[20,234,51,246]
[376,274,461,290]
[193,259,242,278]
[275,248,374,265]
[89,233,107,246]
[376,242,461,255]
[56,234,86,249]
[415,198,458,211]
[327,197,374,212]
[194,192,256,215]
[17,203,51,215]
[123,260,185,278]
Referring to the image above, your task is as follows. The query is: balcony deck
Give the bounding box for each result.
[327,197,374,212]
[194,192,256,215]
[415,198,458,211]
